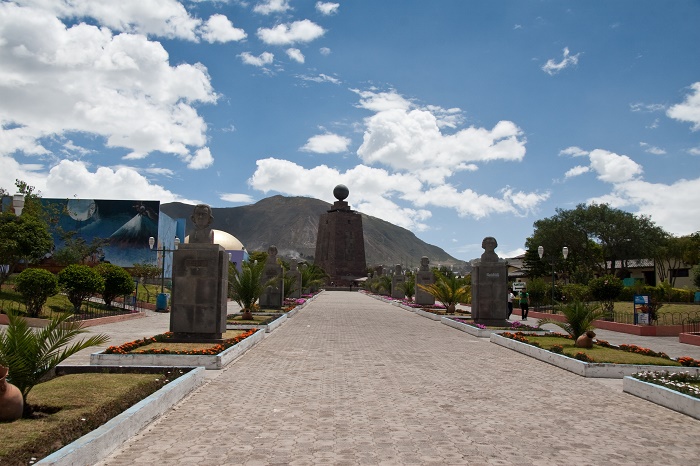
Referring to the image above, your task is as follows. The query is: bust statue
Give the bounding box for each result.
[190,204,214,244]
[480,236,499,262]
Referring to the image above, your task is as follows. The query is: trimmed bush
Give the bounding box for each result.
[96,263,135,307]
[561,283,590,303]
[57,264,104,311]
[589,275,623,318]
[14,268,59,318]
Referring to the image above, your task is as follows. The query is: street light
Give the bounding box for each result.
[538,245,569,305]
[12,194,25,216]
[149,236,180,311]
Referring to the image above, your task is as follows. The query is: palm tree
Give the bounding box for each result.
[417,272,470,312]
[0,310,109,416]
[229,260,268,320]
[377,275,392,296]
[538,301,605,340]
[300,263,328,293]
[398,275,416,301]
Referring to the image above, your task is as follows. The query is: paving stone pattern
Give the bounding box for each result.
[97,292,700,465]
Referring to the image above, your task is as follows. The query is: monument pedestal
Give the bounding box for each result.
[170,243,228,343]
[471,237,508,327]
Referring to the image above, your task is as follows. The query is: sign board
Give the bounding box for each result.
[637,313,649,325]
[633,294,650,326]
[512,282,526,291]
[634,295,649,305]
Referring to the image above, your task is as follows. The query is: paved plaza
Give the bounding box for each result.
[60,291,700,465]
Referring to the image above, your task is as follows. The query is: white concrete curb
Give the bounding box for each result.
[623,376,700,420]
[90,328,265,370]
[490,333,700,378]
[441,317,550,337]
[37,367,206,466]
[414,308,443,321]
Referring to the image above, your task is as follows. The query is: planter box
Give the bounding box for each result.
[414,309,444,321]
[90,329,265,370]
[490,333,700,378]
[37,366,205,466]
[227,313,286,333]
[441,317,550,338]
[623,376,700,420]
[679,332,700,346]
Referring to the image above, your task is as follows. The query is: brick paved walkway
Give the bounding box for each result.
[96,291,700,465]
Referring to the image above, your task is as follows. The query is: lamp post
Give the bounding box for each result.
[12,194,25,216]
[149,236,180,311]
[538,245,569,305]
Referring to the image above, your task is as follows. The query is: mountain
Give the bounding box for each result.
[160,196,468,270]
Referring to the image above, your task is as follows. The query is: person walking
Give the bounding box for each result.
[519,288,530,320]
[507,288,515,319]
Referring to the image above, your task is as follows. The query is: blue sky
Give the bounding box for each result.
[1,0,699,261]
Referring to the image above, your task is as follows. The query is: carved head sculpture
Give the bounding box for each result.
[192,204,213,229]
[482,236,497,253]
[420,256,430,270]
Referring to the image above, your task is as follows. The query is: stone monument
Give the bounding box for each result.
[391,264,406,299]
[314,185,367,286]
[471,236,508,326]
[169,204,228,343]
[415,256,435,305]
[287,261,302,299]
[259,245,284,308]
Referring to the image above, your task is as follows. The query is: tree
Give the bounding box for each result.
[526,278,548,311]
[417,272,469,312]
[0,310,109,417]
[14,268,59,318]
[96,263,135,307]
[0,212,53,285]
[300,263,327,293]
[229,260,267,320]
[538,301,605,340]
[57,264,104,311]
[589,275,623,319]
[654,234,698,286]
[693,265,700,290]
[130,262,162,303]
[398,273,416,301]
[52,233,108,265]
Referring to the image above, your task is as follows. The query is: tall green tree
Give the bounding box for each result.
[0,213,53,285]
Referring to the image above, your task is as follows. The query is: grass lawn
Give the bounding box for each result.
[1,286,138,318]
[0,371,183,466]
[612,302,700,314]
[518,334,682,366]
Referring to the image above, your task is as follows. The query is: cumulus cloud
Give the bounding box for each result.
[588,149,643,183]
[639,142,666,155]
[299,73,340,84]
[220,193,255,204]
[316,2,340,15]
[319,47,331,55]
[564,165,590,178]
[559,146,589,157]
[286,48,305,63]
[355,90,526,184]
[185,147,214,169]
[300,133,351,153]
[542,47,580,75]
[239,51,274,66]
[0,2,216,168]
[199,14,247,43]
[630,102,665,113]
[667,82,700,131]
[253,0,292,15]
[689,147,700,156]
[257,20,325,45]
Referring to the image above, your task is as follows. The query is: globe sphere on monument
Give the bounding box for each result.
[333,184,349,201]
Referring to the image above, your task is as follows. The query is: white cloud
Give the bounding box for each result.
[630,102,665,113]
[239,51,274,66]
[299,73,340,84]
[199,14,247,43]
[588,149,643,183]
[667,82,700,131]
[639,142,666,155]
[564,165,590,178]
[253,0,292,15]
[559,146,589,157]
[286,48,305,63]
[185,147,214,169]
[316,2,340,15]
[688,147,700,156]
[319,47,331,55]
[300,133,351,153]
[257,20,325,45]
[355,90,526,184]
[220,193,255,204]
[0,3,216,166]
[542,47,580,75]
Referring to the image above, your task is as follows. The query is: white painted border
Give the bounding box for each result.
[37,367,206,466]
[623,376,700,420]
[90,328,265,370]
[490,333,700,378]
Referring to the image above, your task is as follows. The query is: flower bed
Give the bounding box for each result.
[227,313,286,333]
[442,317,548,337]
[624,371,700,420]
[491,332,700,378]
[90,329,264,370]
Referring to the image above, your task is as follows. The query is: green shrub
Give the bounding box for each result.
[526,278,548,308]
[14,268,59,318]
[57,264,104,311]
[589,275,623,318]
[96,264,135,307]
[560,283,590,303]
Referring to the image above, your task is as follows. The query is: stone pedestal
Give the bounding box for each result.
[287,262,302,299]
[391,264,405,299]
[471,237,507,326]
[259,246,284,308]
[415,256,435,306]
[170,243,228,343]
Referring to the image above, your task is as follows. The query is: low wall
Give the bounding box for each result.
[679,332,700,346]
[0,311,146,328]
